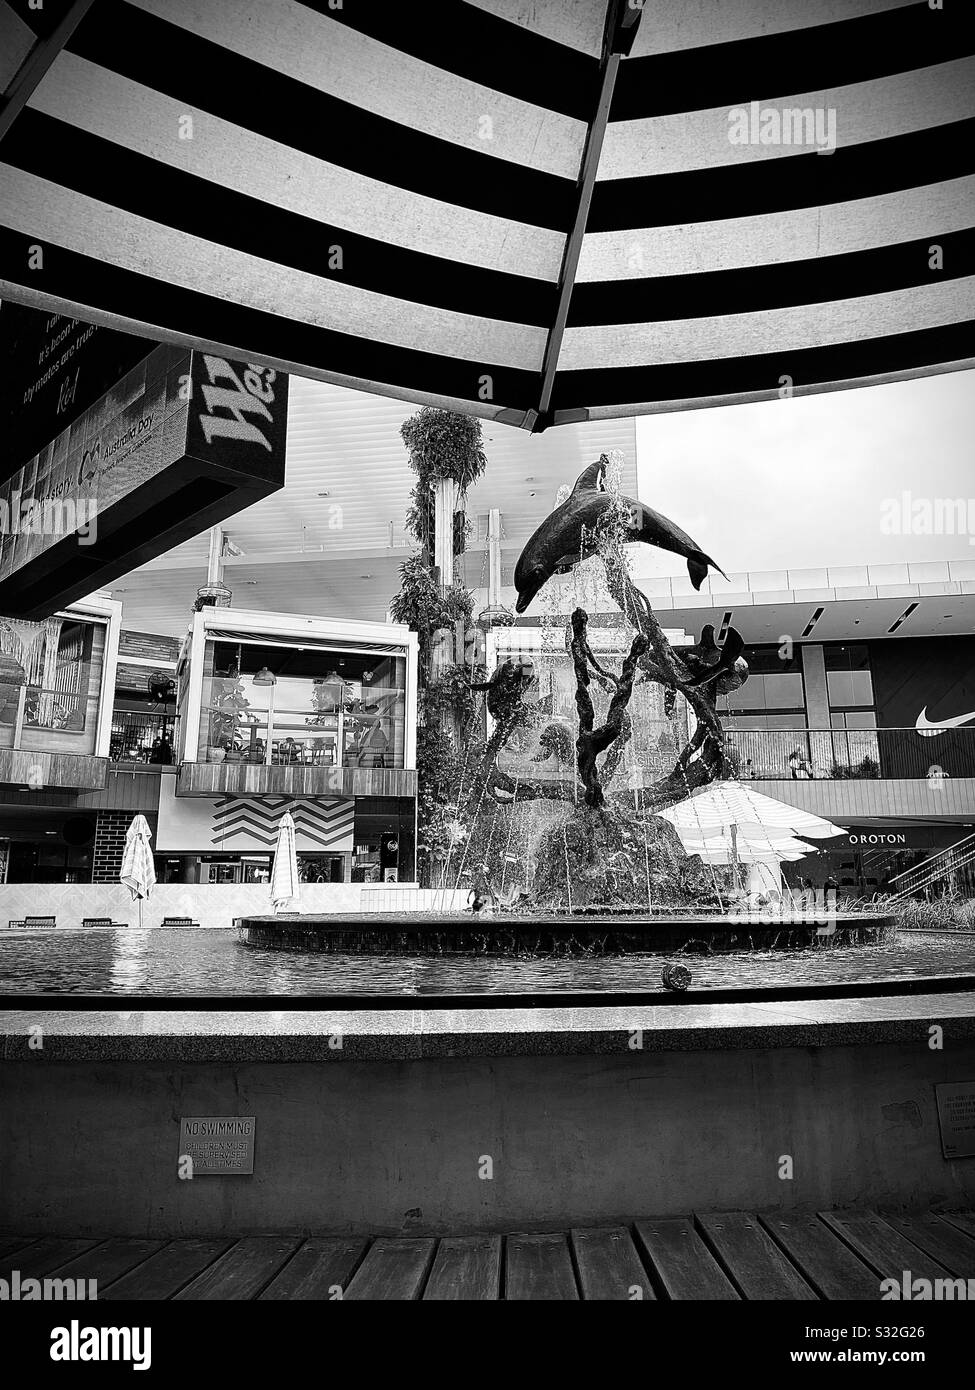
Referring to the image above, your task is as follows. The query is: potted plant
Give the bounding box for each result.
[206,675,253,761]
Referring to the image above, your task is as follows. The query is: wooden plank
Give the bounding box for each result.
[571,1226,655,1300]
[940,1211,975,1242]
[0,1236,38,1261]
[697,1213,818,1300]
[884,1213,975,1278]
[343,1237,435,1301]
[634,1218,739,1300]
[259,1238,368,1301]
[174,1237,301,1301]
[505,1233,578,1301]
[423,1235,501,1301]
[761,1213,882,1301]
[819,1210,952,1283]
[45,1239,164,1291]
[0,1237,97,1279]
[100,1239,234,1301]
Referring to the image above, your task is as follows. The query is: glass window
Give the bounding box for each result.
[198,640,407,767]
[825,644,874,708]
[719,644,805,714]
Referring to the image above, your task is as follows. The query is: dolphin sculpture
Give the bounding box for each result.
[470,657,536,722]
[680,624,746,690]
[513,456,727,614]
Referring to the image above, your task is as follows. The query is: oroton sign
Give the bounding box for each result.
[846,832,907,846]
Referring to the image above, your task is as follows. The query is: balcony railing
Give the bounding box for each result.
[110,711,179,764]
[726,727,975,782]
[201,696,405,770]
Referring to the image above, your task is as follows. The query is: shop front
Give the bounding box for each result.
[785,822,975,895]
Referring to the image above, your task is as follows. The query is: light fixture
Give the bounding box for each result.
[252,667,277,686]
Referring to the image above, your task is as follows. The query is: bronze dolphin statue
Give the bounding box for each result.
[513,456,727,614]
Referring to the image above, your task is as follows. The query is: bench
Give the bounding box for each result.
[82,918,126,929]
[161,916,200,927]
[8,916,57,929]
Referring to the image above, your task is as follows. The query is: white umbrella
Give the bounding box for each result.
[658,780,846,890]
[119,813,156,928]
[270,810,300,913]
[659,781,844,842]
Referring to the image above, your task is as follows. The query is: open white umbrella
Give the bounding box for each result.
[658,780,846,891]
[270,809,300,913]
[119,813,156,928]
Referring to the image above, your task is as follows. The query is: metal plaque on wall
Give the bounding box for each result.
[935,1083,975,1159]
[179,1116,256,1175]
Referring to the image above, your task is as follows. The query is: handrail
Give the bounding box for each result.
[889,830,975,883]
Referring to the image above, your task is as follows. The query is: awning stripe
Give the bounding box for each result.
[577,178,975,282]
[6,110,561,327]
[0,0,970,431]
[28,53,566,284]
[249,0,602,121]
[589,118,975,231]
[0,166,548,370]
[65,3,580,231]
[0,228,542,411]
[570,228,975,327]
[561,278,975,372]
[614,3,973,120]
[551,321,975,412]
[601,60,975,180]
[126,0,589,182]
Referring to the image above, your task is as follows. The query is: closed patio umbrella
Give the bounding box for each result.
[270,809,300,913]
[119,812,156,927]
[0,1,970,432]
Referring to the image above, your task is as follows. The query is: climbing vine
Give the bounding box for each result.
[391,407,489,884]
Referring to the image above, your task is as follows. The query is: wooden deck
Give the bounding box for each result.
[2,1210,973,1299]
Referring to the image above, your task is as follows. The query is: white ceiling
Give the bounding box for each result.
[108,377,638,634]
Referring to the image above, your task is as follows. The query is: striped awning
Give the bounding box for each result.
[1,0,973,432]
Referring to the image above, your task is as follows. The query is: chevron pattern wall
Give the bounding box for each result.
[155,776,356,853]
[210,797,354,851]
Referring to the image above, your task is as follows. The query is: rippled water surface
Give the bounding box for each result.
[0,927,971,996]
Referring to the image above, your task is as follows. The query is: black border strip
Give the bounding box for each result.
[569,228,975,326]
[3,109,560,327]
[5,974,974,1011]
[62,0,578,232]
[588,119,975,232]
[613,4,975,120]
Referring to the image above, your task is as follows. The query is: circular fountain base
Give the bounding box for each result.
[239,911,894,956]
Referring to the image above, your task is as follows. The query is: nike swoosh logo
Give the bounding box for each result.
[916,706,975,736]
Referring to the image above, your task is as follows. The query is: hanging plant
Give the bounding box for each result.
[400,407,487,557]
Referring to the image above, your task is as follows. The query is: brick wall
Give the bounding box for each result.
[92,811,157,883]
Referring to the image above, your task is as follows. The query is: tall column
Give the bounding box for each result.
[431,479,459,682]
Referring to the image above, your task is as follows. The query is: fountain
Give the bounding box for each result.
[242,454,893,954]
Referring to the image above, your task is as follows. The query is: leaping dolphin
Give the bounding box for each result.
[513,456,727,614]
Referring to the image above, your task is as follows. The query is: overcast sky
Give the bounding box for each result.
[634,368,975,579]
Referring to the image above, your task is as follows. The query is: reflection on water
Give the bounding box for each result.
[0,927,971,996]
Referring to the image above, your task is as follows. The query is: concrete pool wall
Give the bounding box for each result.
[1,1003,973,1236]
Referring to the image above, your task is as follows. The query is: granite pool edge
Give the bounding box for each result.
[1,994,973,1062]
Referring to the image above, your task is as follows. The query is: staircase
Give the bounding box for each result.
[888,831,975,899]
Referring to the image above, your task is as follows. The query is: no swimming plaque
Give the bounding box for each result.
[935,1084,975,1159]
[179,1116,256,1175]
